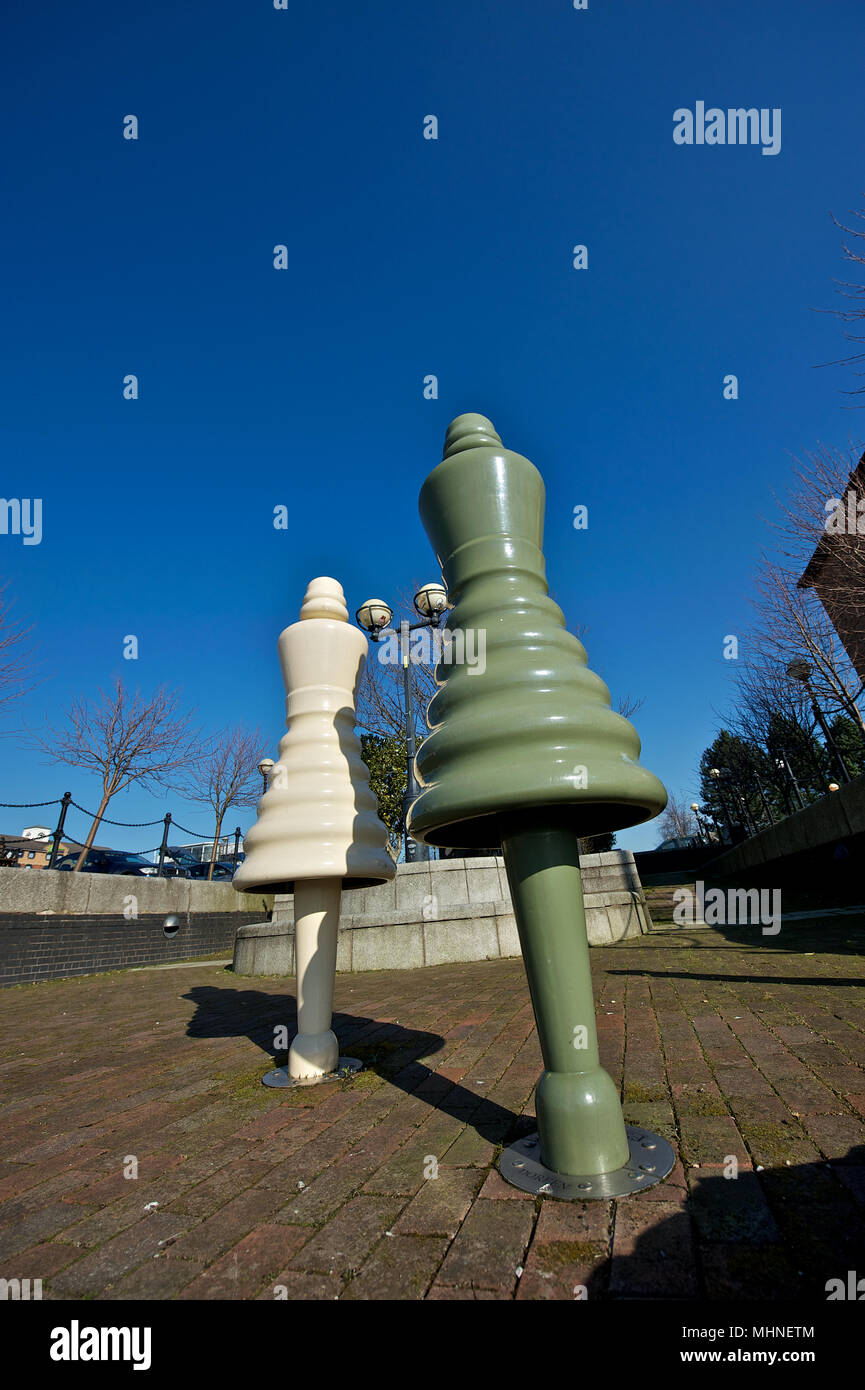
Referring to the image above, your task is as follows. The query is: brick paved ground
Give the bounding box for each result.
[1,919,864,1301]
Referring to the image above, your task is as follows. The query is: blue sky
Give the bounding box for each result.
[1,0,863,854]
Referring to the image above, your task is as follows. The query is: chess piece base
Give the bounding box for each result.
[262,1058,363,1089]
[499,1127,675,1200]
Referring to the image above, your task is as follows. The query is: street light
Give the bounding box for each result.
[786,660,851,785]
[257,757,275,796]
[356,582,450,862]
[413,583,449,620]
[355,599,393,635]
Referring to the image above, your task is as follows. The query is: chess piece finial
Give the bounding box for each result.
[299,576,349,622]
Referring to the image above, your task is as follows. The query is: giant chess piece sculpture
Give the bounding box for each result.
[408,414,675,1197]
[234,576,395,1085]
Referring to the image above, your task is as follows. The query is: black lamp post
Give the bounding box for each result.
[708,768,736,843]
[257,758,275,796]
[356,582,450,863]
[733,784,759,836]
[786,660,852,785]
[747,771,775,827]
[774,747,805,812]
[689,802,710,845]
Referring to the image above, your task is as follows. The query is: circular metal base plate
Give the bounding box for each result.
[499,1126,676,1199]
[261,1058,363,1089]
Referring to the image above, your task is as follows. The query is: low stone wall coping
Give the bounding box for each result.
[0,866,273,919]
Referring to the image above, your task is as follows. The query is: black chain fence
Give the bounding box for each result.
[0,795,243,875]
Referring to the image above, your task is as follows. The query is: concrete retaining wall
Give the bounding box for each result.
[706,775,865,911]
[0,866,273,919]
[0,910,267,987]
[233,850,653,976]
[709,775,865,877]
[0,866,275,987]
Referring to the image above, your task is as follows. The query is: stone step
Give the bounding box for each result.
[643,883,706,926]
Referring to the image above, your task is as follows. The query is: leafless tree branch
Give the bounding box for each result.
[173,724,267,879]
[29,677,199,869]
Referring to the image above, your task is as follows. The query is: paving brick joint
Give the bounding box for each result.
[0,918,863,1301]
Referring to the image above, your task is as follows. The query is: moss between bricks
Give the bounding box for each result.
[675,1090,729,1117]
[341,1066,381,1091]
[622,1102,676,1139]
[212,1057,384,1103]
[737,1120,809,1167]
[535,1240,607,1271]
[623,1081,667,1104]
[212,1066,277,1104]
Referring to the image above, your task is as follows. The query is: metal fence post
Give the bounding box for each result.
[47,793,72,870]
[157,813,172,876]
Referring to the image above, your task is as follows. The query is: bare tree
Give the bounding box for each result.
[770,441,860,544]
[355,586,439,742]
[656,794,696,842]
[730,438,865,734]
[745,555,865,734]
[0,581,34,727]
[356,643,436,742]
[175,724,266,879]
[767,442,865,601]
[33,678,198,870]
[727,657,813,749]
[815,198,865,403]
[615,692,646,720]
[573,621,645,721]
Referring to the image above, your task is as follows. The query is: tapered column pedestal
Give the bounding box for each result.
[497,825,675,1198]
[262,878,362,1089]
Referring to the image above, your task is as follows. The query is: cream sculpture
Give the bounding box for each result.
[233,576,396,1085]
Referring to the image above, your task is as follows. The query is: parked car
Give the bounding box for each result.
[163,848,236,881]
[158,860,192,879]
[55,849,159,876]
[191,860,236,881]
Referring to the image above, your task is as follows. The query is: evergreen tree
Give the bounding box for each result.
[698,731,771,836]
[764,713,831,808]
[829,714,865,780]
[696,713,846,840]
[579,831,616,855]
[360,733,405,852]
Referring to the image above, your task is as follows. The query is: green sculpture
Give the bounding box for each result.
[408,413,675,1198]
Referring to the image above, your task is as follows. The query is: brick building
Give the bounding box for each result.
[799,451,865,686]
